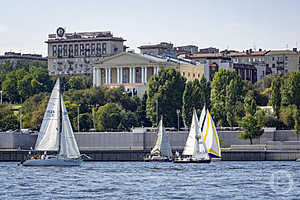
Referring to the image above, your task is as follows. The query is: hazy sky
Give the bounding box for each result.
[1,0,300,56]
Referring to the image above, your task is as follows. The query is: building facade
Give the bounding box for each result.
[264,50,299,75]
[93,52,202,97]
[0,52,47,65]
[46,27,126,76]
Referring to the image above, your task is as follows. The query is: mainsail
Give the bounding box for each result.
[59,95,81,158]
[182,109,198,156]
[150,118,173,157]
[202,110,221,158]
[182,109,208,157]
[35,79,60,151]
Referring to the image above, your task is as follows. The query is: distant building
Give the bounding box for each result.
[138,42,174,56]
[229,49,271,81]
[0,52,47,65]
[46,27,126,76]
[199,47,219,54]
[174,45,198,55]
[264,50,299,75]
[93,52,202,97]
[186,53,231,81]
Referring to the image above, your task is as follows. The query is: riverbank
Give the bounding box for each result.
[1,149,300,162]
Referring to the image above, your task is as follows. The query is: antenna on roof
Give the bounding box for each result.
[253,44,256,51]
[286,44,289,50]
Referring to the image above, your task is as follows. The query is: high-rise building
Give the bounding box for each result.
[46,27,126,75]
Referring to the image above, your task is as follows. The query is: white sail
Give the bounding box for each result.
[59,95,81,158]
[35,79,60,151]
[150,118,173,157]
[199,106,208,154]
[202,110,221,158]
[182,109,198,156]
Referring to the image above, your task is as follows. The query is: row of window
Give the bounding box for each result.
[182,72,201,78]
[52,43,107,57]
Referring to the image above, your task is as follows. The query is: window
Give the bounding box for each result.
[63,45,67,56]
[69,44,73,57]
[96,43,101,56]
[74,44,78,56]
[80,44,84,56]
[91,43,95,56]
[58,45,62,57]
[102,43,107,55]
[85,44,90,56]
[272,64,275,68]
[52,45,57,57]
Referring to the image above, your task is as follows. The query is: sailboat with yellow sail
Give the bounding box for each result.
[174,107,221,163]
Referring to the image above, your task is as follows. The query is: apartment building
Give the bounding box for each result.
[46,27,126,75]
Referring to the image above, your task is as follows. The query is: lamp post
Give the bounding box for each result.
[77,104,81,132]
[89,104,99,130]
[0,91,2,104]
[177,109,180,132]
[20,107,22,132]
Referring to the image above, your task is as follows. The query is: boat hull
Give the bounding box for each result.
[144,156,172,162]
[296,158,300,162]
[22,157,82,166]
[173,158,211,164]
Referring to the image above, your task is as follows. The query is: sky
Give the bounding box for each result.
[0,0,300,56]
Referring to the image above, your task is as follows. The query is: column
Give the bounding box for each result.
[120,67,123,83]
[133,67,136,83]
[157,66,160,73]
[141,67,144,83]
[108,68,111,84]
[92,67,96,86]
[97,69,101,87]
[129,67,132,83]
[144,67,147,83]
[117,68,120,84]
[154,67,157,74]
[105,68,108,84]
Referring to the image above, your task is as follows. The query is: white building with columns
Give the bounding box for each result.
[93,52,183,97]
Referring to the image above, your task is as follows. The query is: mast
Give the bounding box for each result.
[58,78,61,154]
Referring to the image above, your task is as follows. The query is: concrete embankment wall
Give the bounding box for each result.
[1,129,300,161]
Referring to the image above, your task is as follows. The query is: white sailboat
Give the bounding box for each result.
[174,108,211,163]
[144,117,173,162]
[21,79,83,166]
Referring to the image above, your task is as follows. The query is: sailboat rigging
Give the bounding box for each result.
[21,78,83,166]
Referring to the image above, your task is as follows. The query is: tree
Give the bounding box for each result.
[271,75,282,118]
[294,109,300,138]
[281,72,300,108]
[225,78,244,127]
[136,93,152,127]
[146,68,185,127]
[96,103,122,131]
[239,113,264,144]
[73,113,93,132]
[2,71,20,103]
[211,69,243,126]
[0,105,18,131]
[280,105,297,129]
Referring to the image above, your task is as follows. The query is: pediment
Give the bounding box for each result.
[99,53,164,66]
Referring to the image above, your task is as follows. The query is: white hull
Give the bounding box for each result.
[296,158,300,162]
[22,157,82,166]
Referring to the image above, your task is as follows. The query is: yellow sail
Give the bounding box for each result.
[203,110,221,158]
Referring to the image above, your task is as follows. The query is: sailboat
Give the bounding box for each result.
[144,117,173,162]
[21,79,83,166]
[174,108,211,163]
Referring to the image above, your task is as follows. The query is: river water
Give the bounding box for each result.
[0,161,299,200]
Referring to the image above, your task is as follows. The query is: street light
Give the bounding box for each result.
[0,91,2,104]
[177,109,180,132]
[20,106,22,132]
[77,104,81,132]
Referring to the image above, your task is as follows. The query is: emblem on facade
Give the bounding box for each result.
[56,27,65,38]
